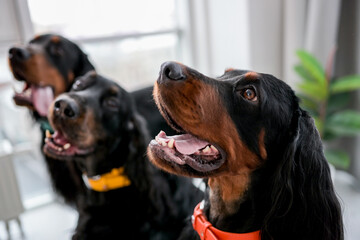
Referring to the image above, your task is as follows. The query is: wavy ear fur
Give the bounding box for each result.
[262,109,343,240]
[73,45,95,77]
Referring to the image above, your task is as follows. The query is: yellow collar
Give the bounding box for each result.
[82,167,131,192]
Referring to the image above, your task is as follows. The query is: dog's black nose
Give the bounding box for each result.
[8,47,30,61]
[54,97,79,119]
[161,62,185,81]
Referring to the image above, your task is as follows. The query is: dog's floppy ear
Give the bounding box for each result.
[262,109,343,240]
[73,45,95,77]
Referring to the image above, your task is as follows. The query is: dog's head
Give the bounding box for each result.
[148,62,299,178]
[43,72,143,176]
[8,34,94,117]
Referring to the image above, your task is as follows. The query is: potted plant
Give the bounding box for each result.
[295,50,360,169]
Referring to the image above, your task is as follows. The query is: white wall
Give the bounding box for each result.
[0,0,22,46]
[207,0,250,76]
[179,0,250,77]
[0,0,33,83]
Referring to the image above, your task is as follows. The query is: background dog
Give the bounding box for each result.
[8,34,174,207]
[8,34,95,205]
[44,72,203,239]
[148,62,343,240]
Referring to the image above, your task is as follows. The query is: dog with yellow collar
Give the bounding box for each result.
[44,71,203,240]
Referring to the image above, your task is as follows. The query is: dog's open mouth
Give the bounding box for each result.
[13,81,54,117]
[149,130,225,173]
[43,130,94,160]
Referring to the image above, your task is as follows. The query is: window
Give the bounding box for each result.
[27,0,181,90]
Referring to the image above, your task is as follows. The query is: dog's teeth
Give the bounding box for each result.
[63,143,71,150]
[210,145,218,153]
[45,130,51,138]
[58,147,63,152]
[202,146,211,154]
[161,141,167,147]
[168,138,175,148]
[24,89,31,97]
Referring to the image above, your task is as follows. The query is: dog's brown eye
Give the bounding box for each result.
[243,88,257,101]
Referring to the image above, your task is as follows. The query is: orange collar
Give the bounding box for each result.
[82,167,131,192]
[192,201,261,240]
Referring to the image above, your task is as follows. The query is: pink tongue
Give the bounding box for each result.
[31,85,54,117]
[175,135,209,155]
[53,131,70,145]
[158,131,209,155]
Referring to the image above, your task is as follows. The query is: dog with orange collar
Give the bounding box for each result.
[147,62,343,240]
[44,71,203,239]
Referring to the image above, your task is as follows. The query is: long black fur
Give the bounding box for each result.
[46,73,203,239]
[74,113,201,239]
[256,74,343,239]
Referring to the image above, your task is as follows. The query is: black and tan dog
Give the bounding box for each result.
[148,62,344,240]
[8,34,174,207]
[43,72,202,239]
[8,34,95,205]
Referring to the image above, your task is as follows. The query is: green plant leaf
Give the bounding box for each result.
[313,116,324,136]
[322,131,337,141]
[297,81,327,102]
[294,64,315,83]
[330,75,360,93]
[297,93,319,113]
[296,50,327,87]
[327,92,351,113]
[324,149,350,169]
[325,110,360,137]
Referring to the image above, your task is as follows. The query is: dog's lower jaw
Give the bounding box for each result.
[207,174,250,225]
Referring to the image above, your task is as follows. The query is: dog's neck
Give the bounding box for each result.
[208,174,249,217]
[206,173,262,233]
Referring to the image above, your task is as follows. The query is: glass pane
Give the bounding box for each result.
[28,0,176,38]
[81,33,178,90]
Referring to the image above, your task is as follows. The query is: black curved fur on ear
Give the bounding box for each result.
[73,45,95,77]
[122,111,152,192]
[115,94,177,214]
[262,108,343,240]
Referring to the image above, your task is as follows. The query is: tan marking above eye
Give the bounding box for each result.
[244,71,259,80]
[225,68,235,73]
[109,86,119,95]
[243,88,257,101]
[51,36,61,43]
